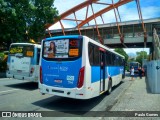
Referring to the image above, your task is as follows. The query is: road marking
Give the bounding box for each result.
[0,78,11,80]
[0,89,19,94]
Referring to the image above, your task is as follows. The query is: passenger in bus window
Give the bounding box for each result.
[48,42,56,58]
[130,66,134,80]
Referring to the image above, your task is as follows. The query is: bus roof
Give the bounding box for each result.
[44,35,82,41]
[10,43,41,48]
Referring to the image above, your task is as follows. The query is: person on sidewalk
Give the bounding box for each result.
[138,67,143,79]
[130,66,134,80]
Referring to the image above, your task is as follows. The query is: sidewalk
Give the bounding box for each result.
[109,77,160,119]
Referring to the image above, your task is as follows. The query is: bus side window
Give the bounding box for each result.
[88,43,100,66]
[37,48,41,65]
[88,43,94,65]
[94,46,100,66]
[112,54,115,66]
[106,51,112,66]
[116,56,121,66]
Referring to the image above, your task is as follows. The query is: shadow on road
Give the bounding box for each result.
[33,95,106,115]
[112,80,124,91]
[32,81,124,116]
[5,82,38,91]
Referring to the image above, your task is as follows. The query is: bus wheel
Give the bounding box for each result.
[107,80,112,95]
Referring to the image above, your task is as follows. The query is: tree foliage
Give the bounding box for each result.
[114,48,129,62]
[136,51,148,65]
[0,0,58,48]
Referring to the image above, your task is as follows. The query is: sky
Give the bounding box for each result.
[50,0,160,55]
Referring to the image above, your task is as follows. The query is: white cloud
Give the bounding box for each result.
[54,0,83,14]
[124,48,150,55]
[49,0,160,30]
[142,6,160,19]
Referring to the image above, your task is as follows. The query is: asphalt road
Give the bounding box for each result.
[0,73,133,119]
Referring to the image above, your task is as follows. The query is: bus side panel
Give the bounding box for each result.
[105,66,109,92]
[89,66,124,97]
[107,66,124,87]
[90,66,101,97]
[89,66,110,98]
[31,47,40,82]
[76,36,92,99]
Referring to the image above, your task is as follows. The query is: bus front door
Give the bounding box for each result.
[100,51,105,93]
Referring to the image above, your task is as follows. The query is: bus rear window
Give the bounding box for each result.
[130,63,138,66]
[9,45,34,57]
[43,38,82,60]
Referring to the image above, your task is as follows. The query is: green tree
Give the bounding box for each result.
[0,0,58,49]
[28,0,58,42]
[114,48,129,62]
[0,0,17,48]
[136,51,148,65]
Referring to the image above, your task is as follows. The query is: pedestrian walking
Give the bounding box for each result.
[130,66,134,80]
[138,67,143,79]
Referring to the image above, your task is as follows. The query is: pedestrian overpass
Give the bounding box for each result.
[47,18,160,49]
[45,0,160,59]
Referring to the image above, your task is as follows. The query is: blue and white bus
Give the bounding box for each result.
[39,35,125,99]
[6,43,41,82]
[129,62,141,73]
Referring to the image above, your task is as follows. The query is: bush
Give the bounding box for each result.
[0,52,8,72]
[0,61,7,72]
[0,53,4,61]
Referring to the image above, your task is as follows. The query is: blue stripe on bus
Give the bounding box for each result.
[91,66,101,83]
[91,66,124,83]
[42,58,82,88]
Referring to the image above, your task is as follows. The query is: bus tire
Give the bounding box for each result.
[107,80,112,95]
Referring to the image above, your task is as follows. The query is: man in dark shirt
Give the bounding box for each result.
[138,67,143,79]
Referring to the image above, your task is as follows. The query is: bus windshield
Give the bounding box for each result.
[9,44,34,57]
[130,62,138,67]
[43,38,82,60]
